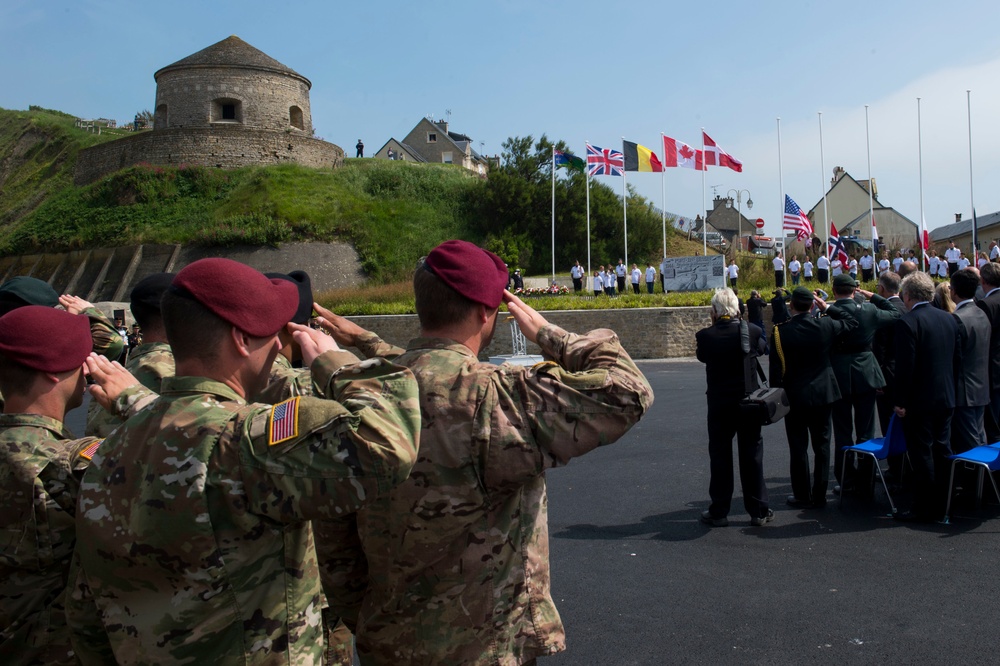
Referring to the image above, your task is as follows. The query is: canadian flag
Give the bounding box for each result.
[702,131,743,173]
[662,136,704,170]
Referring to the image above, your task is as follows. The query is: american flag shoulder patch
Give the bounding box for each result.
[269,397,300,446]
[79,439,103,461]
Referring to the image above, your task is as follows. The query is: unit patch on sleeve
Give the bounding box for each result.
[269,397,300,446]
[79,439,103,461]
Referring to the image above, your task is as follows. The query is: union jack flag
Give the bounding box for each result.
[586,143,624,177]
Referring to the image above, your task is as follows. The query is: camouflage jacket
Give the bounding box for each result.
[85,341,175,437]
[255,353,316,404]
[0,414,100,665]
[67,350,420,665]
[318,325,653,665]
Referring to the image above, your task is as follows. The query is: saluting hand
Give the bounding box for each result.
[85,353,140,411]
[313,302,367,348]
[289,322,341,366]
[59,294,94,315]
[503,290,549,344]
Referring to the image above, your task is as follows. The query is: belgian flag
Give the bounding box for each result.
[622,141,663,172]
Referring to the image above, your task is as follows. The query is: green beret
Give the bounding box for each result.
[832,274,859,289]
[790,286,814,309]
[0,276,59,316]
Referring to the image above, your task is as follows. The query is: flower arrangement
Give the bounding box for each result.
[515,284,571,296]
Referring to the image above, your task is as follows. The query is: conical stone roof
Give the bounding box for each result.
[154,35,310,88]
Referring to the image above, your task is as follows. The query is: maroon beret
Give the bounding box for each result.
[424,240,508,308]
[172,258,299,337]
[0,306,92,372]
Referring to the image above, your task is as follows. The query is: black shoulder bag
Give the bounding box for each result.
[738,320,790,425]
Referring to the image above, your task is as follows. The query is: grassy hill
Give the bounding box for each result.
[0,106,714,284]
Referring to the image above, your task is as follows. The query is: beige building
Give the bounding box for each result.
[802,167,918,252]
[929,211,1000,253]
[375,118,490,176]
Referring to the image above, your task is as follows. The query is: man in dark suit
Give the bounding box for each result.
[951,269,991,453]
[894,272,960,522]
[770,286,858,508]
[696,288,772,527]
[827,274,902,493]
[872,272,906,436]
[977,262,1000,442]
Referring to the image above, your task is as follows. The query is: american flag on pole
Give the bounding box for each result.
[269,397,300,446]
[828,222,849,265]
[586,143,624,177]
[782,195,814,241]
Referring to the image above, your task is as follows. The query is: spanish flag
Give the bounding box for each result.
[622,140,663,173]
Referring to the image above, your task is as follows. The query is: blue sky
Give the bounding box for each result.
[3,0,999,244]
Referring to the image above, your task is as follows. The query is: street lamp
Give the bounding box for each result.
[726,189,753,251]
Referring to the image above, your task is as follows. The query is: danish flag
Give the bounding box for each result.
[702,131,743,173]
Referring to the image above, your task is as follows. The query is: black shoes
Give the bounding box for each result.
[786,496,813,509]
[751,509,775,526]
[700,510,729,527]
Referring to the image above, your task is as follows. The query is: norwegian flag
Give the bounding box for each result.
[702,131,743,173]
[586,143,624,177]
[828,222,849,265]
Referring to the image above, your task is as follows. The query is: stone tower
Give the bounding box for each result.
[75,35,343,185]
[152,36,314,134]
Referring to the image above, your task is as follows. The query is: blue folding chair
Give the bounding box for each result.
[943,444,1000,524]
[840,414,907,514]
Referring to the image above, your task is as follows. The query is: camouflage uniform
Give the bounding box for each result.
[85,341,175,437]
[0,415,98,665]
[67,350,420,664]
[319,325,653,665]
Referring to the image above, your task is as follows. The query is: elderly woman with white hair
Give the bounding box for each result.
[695,288,773,527]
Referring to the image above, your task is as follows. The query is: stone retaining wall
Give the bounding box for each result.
[74,127,344,185]
[350,305,777,360]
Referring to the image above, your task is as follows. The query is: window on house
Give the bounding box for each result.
[427,132,437,143]
[442,151,453,164]
[289,106,304,130]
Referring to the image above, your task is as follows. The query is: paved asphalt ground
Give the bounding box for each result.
[68,358,1000,665]
[544,359,999,665]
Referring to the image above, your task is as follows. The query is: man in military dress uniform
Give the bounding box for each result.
[312,240,654,665]
[771,287,858,508]
[827,274,902,493]
[66,258,421,664]
[0,307,146,665]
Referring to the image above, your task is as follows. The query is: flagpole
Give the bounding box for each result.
[621,136,628,267]
[917,98,927,271]
[819,112,829,264]
[777,117,783,254]
[967,90,977,261]
[585,141,592,290]
[660,132,667,262]
[701,128,707,256]
[865,105,875,253]
[551,146,556,283]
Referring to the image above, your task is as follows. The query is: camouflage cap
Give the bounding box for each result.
[424,240,508,308]
[0,305,92,372]
[0,276,60,316]
[172,258,298,337]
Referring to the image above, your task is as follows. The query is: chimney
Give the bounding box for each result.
[831,166,845,188]
[956,213,962,223]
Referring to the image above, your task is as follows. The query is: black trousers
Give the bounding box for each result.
[784,403,833,504]
[775,270,785,288]
[862,268,874,282]
[833,389,877,484]
[952,405,986,454]
[902,408,954,518]
[817,269,829,283]
[876,388,906,478]
[572,277,582,292]
[706,402,769,518]
[617,276,626,292]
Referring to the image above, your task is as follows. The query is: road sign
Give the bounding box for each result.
[755,218,765,230]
